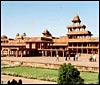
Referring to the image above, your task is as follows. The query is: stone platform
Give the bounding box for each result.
[1,56,99,72]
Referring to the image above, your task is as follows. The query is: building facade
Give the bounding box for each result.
[1,15,99,57]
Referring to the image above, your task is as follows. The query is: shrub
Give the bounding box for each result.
[57,63,84,84]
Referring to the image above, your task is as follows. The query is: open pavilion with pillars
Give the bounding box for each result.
[66,15,99,55]
[1,44,26,57]
[25,40,68,57]
[68,41,99,54]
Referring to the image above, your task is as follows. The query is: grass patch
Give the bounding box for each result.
[1,66,98,84]
[1,66,57,82]
[80,71,98,84]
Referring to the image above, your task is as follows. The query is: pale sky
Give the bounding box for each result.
[1,1,99,38]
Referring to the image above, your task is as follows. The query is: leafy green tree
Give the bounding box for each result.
[57,63,84,84]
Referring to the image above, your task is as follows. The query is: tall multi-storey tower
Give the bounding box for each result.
[67,15,92,39]
[66,15,99,54]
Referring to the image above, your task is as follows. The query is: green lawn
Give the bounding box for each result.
[1,66,98,84]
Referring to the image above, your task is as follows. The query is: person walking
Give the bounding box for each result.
[68,54,70,61]
[65,53,68,61]
[75,53,78,61]
[92,53,96,62]
[73,53,76,61]
[56,54,59,61]
[89,54,93,62]
[65,55,67,61]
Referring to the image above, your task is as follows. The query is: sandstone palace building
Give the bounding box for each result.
[1,15,99,57]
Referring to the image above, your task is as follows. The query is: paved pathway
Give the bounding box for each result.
[1,75,56,84]
[1,55,99,67]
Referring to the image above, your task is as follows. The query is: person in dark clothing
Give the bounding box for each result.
[74,57,75,61]
[10,79,18,85]
[7,80,10,85]
[7,79,22,85]
[73,53,76,61]
[65,52,69,61]
[65,55,67,61]
[18,79,22,85]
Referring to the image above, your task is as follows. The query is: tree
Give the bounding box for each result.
[57,63,84,84]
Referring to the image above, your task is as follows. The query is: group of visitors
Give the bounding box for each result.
[73,53,78,61]
[56,52,97,62]
[89,53,96,62]
[56,53,79,62]
[7,79,22,85]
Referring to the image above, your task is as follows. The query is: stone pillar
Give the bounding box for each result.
[68,53,70,61]
[77,49,78,53]
[16,50,18,57]
[50,50,52,57]
[40,43,42,49]
[11,50,12,56]
[21,51,23,57]
[16,48,19,57]
[92,49,93,54]
[26,50,28,55]
[23,50,26,55]
[63,51,64,57]
[56,50,58,56]
[8,49,10,57]
[27,50,30,55]
[13,51,16,56]
[13,51,14,57]
[81,49,83,54]
[87,49,88,54]
[12,51,13,56]
[44,51,45,56]
[1,50,3,56]
[72,43,73,47]
[42,51,44,57]
[45,51,47,56]
[9,50,11,56]
[98,49,99,54]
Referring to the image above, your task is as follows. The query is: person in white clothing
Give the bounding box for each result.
[56,54,59,61]
[92,54,96,62]
[75,53,78,61]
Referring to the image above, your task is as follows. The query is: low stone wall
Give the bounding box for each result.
[80,54,99,57]
[1,60,99,72]
[22,61,60,69]
[74,65,99,72]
